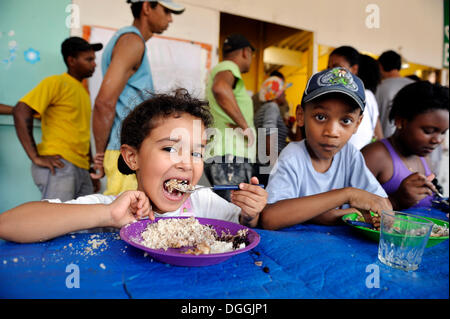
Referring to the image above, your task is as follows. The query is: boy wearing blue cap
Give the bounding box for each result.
[260,67,392,230]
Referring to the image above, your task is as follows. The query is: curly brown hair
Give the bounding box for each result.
[118,89,212,175]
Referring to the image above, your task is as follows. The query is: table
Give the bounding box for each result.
[0,208,448,299]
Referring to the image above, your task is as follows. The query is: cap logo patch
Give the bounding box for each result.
[317,68,358,92]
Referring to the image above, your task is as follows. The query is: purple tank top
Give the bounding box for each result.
[381,139,433,208]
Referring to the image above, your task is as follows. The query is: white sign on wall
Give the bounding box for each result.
[85,25,212,107]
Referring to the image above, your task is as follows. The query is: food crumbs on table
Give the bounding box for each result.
[263,266,270,273]
[13,258,18,263]
[3,260,7,265]
[254,251,260,256]
[255,261,263,267]
[99,263,106,270]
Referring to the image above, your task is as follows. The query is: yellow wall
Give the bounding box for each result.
[279,65,307,116]
[280,45,332,116]
[219,13,301,95]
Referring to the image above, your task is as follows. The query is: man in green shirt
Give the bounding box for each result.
[204,34,257,201]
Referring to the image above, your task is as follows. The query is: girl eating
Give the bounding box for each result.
[0,90,267,243]
[362,81,448,210]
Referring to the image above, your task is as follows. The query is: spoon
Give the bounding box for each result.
[169,183,265,194]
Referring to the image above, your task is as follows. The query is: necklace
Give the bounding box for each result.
[389,137,422,173]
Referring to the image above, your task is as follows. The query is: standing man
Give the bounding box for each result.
[91,0,185,195]
[375,50,413,138]
[13,37,102,201]
[204,34,257,201]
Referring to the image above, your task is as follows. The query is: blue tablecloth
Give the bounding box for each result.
[0,208,448,299]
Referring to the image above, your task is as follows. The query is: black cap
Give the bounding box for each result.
[222,33,255,54]
[61,37,103,58]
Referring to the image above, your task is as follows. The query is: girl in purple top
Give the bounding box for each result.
[362,81,448,210]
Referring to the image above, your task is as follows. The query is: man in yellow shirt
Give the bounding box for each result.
[13,37,102,201]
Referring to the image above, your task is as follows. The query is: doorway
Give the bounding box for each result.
[219,12,315,116]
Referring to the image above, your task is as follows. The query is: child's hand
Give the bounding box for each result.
[347,188,393,216]
[231,176,267,227]
[394,173,436,209]
[108,190,154,228]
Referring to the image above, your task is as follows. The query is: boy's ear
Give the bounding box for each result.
[120,144,139,171]
[296,104,305,127]
[353,112,364,134]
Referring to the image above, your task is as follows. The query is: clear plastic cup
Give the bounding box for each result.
[378,211,433,271]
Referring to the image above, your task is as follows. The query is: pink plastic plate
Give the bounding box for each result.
[120,217,260,267]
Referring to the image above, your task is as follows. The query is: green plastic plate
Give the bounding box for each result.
[342,213,449,248]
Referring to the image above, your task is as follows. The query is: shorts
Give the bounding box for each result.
[31,158,93,202]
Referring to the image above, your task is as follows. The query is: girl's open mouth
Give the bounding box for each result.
[162,178,191,201]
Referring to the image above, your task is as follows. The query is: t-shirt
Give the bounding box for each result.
[20,73,91,169]
[254,101,289,156]
[101,26,154,151]
[205,61,256,162]
[348,89,379,150]
[375,77,414,138]
[266,140,387,205]
[47,187,241,224]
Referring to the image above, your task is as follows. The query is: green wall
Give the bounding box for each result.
[0,0,71,212]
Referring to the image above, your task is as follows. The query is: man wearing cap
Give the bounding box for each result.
[13,37,102,201]
[91,0,184,195]
[204,33,257,202]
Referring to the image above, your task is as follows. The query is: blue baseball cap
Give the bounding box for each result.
[127,0,185,14]
[301,67,366,112]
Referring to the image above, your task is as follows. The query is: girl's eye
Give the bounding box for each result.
[422,128,435,135]
[192,152,203,158]
[163,146,177,153]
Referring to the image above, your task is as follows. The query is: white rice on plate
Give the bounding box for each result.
[139,217,247,254]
